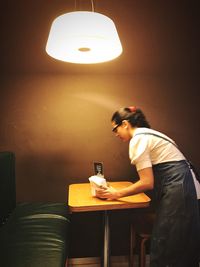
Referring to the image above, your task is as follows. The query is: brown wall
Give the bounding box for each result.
[0,73,199,257]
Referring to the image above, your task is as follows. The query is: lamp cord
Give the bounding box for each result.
[91,0,94,12]
[74,0,95,12]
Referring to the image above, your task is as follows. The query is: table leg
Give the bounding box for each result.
[129,221,136,267]
[102,210,110,267]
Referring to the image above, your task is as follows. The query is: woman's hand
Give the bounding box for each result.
[95,167,154,200]
[95,184,120,200]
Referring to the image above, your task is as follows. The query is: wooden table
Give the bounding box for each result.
[68,181,151,267]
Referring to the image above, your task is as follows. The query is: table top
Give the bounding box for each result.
[68,181,151,212]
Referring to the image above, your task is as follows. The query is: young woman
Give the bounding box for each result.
[96,106,200,267]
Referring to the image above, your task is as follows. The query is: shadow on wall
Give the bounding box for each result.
[16,151,73,202]
[15,148,137,202]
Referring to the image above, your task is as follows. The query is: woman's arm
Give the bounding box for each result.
[95,167,154,200]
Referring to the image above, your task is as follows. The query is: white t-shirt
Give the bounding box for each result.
[129,127,200,199]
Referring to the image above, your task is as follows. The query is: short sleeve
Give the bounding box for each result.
[129,134,152,171]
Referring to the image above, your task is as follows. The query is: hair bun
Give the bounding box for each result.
[128,106,136,112]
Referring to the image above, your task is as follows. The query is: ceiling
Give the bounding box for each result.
[1,0,199,75]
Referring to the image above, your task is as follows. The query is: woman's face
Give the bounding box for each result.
[111,120,132,142]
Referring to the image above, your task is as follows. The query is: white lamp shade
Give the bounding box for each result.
[46,11,123,64]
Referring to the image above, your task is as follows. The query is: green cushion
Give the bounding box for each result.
[0,203,70,267]
[0,152,16,224]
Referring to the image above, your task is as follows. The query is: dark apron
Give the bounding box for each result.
[150,160,200,267]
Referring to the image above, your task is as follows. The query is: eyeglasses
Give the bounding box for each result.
[112,124,121,133]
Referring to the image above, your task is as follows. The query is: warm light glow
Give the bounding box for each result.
[46,11,123,64]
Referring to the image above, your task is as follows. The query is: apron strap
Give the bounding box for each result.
[134,132,178,147]
[134,132,200,183]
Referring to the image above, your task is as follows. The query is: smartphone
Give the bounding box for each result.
[93,162,104,177]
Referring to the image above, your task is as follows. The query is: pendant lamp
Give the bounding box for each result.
[46,7,123,64]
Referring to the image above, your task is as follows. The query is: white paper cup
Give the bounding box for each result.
[88,175,107,196]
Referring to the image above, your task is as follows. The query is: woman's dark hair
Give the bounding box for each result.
[111,106,151,128]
